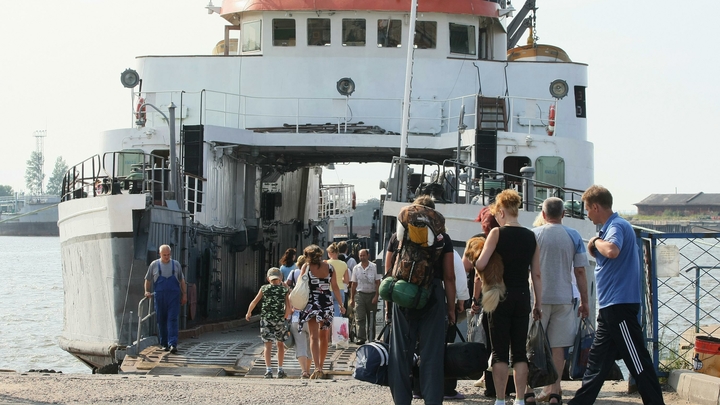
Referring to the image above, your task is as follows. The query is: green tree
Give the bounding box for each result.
[25,151,44,195]
[46,156,68,196]
[0,185,13,197]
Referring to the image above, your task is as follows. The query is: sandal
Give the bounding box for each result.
[548,393,562,405]
[301,371,311,379]
[537,389,561,402]
[309,369,324,379]
[525,392,537,404]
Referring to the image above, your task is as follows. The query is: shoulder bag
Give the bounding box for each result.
[288,265,310,310]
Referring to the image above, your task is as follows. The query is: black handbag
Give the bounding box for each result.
[526,320,559,388]
[444,324,489,380]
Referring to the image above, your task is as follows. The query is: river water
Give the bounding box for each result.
[0,236,89,374]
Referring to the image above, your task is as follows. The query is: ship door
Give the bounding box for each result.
[503,156,531,191]
[535,156,565,200]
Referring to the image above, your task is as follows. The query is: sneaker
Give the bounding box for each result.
[412,393,422,399]
[169,346,177,354]
[264,370,273,378]
[161,346,169,352]
[277,369,287,379]
[443,391,466,400]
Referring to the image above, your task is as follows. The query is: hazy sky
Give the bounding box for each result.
[1,1,717,212]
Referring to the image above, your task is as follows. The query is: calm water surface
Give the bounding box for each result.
[0,236,88,373]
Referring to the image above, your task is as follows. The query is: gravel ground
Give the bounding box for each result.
[0,372,692,405]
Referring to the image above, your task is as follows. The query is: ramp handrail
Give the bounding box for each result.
[136,295,155,348]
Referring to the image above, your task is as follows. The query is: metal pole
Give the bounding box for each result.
[168,102,178,202]
[399,0,418,159]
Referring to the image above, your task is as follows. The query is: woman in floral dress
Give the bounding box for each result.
[298,244,345,379]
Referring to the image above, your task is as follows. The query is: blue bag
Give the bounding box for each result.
[353,324,391,385]
[570,318,596,380]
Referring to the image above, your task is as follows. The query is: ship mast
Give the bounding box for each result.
[397,0,419,202]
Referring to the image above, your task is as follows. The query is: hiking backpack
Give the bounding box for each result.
[379,204,446,309]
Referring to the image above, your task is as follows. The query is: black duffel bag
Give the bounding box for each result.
[444,324,489,380]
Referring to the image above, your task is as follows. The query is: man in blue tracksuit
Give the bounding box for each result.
[145,244,187,354]
[568,186,664,405]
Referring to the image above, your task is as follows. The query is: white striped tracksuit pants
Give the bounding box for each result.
[569,303,665,405]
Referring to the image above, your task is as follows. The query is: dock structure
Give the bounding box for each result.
[120,320,358,378]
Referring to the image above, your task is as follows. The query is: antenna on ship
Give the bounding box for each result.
[33,130,47,195]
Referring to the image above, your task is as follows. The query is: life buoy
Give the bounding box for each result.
[547,104,556,136]
[351,191,356,209]
[135,97,146,123]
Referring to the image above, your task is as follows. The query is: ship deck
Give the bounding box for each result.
[120,318,361,378]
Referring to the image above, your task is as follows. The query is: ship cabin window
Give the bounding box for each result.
[273,19,296,46]
[535,156,566,201]
[242,20,262,52]
[342,19,366,46]
[449,23,476,55]
[574,86,587,118]
[414,21,437,49]
[377,19,402,48]
[308,18,331,46]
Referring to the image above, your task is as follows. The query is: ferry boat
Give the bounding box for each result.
[0,194,59,236]
[58,0,597,371]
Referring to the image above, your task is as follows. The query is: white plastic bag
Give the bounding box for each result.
[332,317,350,348]
[467,310,487,346]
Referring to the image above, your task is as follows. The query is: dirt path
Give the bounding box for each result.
[0,372,693,405]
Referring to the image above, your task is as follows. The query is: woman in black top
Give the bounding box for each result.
[474,190,542,405]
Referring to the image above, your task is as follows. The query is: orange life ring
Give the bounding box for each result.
[351,191,356,209]
[135,97,146,122]
[547,104,556,136]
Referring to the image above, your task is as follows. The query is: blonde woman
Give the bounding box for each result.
[298,245,345,379]
[326,242,350,316]
[474,189,542,405]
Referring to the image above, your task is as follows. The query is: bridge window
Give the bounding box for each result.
[308,18,331,46]
[414,21,437,49]
[342,19,366,46]
[273,19,296,46]
[449,23,476,55]
[242,20,262,52]
[378,19,402,48]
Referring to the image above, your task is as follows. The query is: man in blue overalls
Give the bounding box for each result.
[145,244,187,354]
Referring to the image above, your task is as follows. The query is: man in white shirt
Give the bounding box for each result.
[349,249,381,344]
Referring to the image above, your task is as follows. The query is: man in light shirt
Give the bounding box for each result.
[349,249,381,344]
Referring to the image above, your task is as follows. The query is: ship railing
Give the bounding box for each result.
[133,295,155,355]
[443,158,585,217]
[319,184,355,219]
[384,156,585,219]
[504,95,559,135]
[61,152,170,207]
[133,89,478,136]
[60,155,102,202]
[134,90,564,137]
[184,172,205,221]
